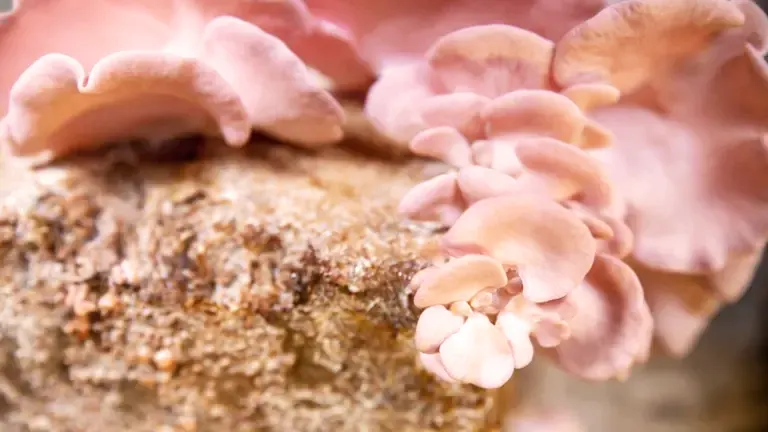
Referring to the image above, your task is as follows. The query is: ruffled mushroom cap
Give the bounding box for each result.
[481,91,587,145]
[364,22,622,154]
[397,171,466,226]
[441,194,597,303]
[296,0,607,90]
[0,0,344,164]
[630,250,762,357]
[364,24,558,147]
[553,0,768,275]
[470,90,615,176]
[546,254,653,380]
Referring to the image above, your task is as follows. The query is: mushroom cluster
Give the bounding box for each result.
[582,0,768,356]
[1,0,768,409]
[364,24,653,388]
[308,0,768,382]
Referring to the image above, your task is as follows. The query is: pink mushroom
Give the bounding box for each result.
[440,195,597,303]
[364,25,616,149]
[544,254,653,380]
[294,0,611,90]
[551,0,768,354]
[0,0,345,164]
[381,0,768,362]
[555,0,768,275]
[408,193,653,388]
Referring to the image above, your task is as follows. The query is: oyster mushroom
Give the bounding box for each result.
[0,0,344,164]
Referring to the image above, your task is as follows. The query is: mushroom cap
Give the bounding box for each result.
[454,165,519,205]
[441,194,597,302]
[482,90,586,144]
[438,313,516,388]
[362,23,563,147]
[364,64,434,145]
[409,126,473,167]
[548,254,653,380]
[2,50,251,164]
[495,311,535,369]
[411,254,508,308]
[397,172,465,226]
[514,137,615,209]
[298,0,605,89]
[426,25,555,97]
[590,110,768,273]
[553,0,745,92]
[631,251,761,357]
[200,16,344,146]
[561,83,620,112]
[571,0,768,274]
[0,3,344,163]
[414,305,465,353]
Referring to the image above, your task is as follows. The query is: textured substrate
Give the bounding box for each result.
[0,139,491,432]
[1,137,766,432]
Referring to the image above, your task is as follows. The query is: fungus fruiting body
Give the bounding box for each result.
[364,0,768,388]
[0,0,345,164]
[372,20,656,388]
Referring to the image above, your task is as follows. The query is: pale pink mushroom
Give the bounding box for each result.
[554,0,768,275]
[0,0,344,164]
[454,166,521,204]
[437,313,517,389]
[564,201,634,258]
[414,305,465,353]
[495,311,536,369]
[547,0,768,355]
[417,306,526,388]
[410,254,508,308]
[512,137,614,209]
[397,165,521,225]
[397,171,466,226]
[296,0,609,90]
[482,91,586,145]
[364,24,621,150]
[546,254,653,380]
[630,251,762,357]
[441,194,597,303]
[501,295,577,350]
[418,352,458,383]
[409,126,473,167]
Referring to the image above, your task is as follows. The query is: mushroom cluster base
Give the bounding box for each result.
[0,139,764,432]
